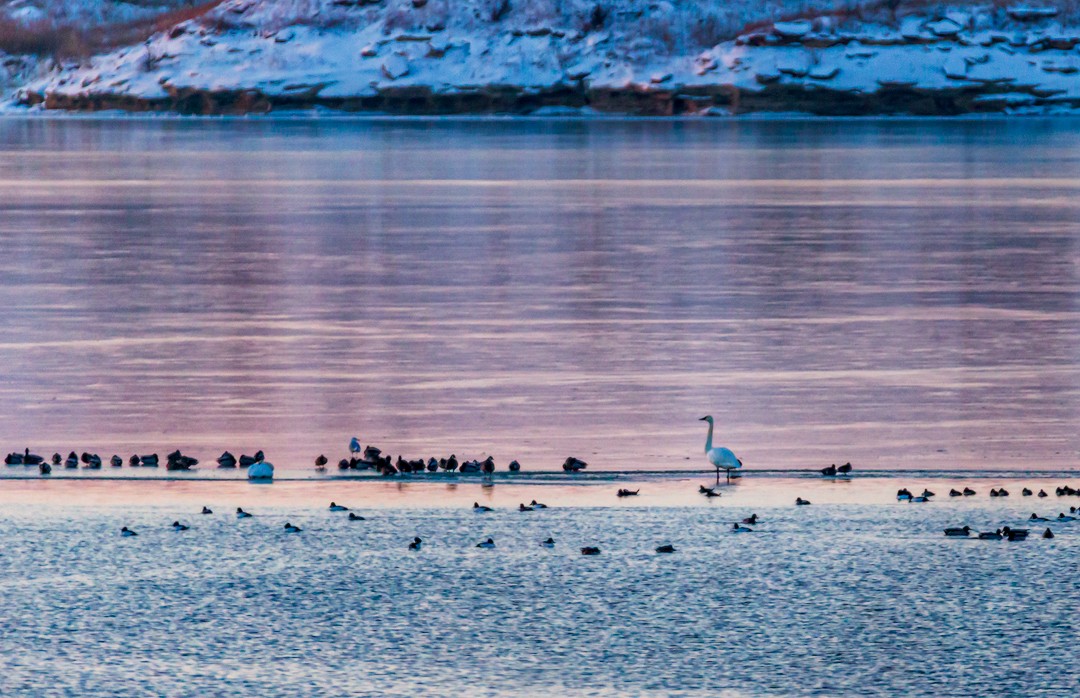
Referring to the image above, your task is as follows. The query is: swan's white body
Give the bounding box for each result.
[248,461,274,481]
[700,416,742,477]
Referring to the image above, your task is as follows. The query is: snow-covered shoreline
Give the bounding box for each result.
[8,0,1080,116]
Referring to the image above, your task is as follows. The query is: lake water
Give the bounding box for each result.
[2,117,1080,473]
[1,474,1078,696]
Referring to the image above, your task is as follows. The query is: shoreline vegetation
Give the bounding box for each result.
[5,1,1080,116]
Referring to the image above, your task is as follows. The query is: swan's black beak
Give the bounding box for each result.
[698,416,708,421]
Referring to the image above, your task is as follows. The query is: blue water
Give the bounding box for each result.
[0,476,1076,696]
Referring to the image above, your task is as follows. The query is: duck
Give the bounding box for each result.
[741,514,758,525]
[22,449,44,466]
[943,526,971,537]
[963,487,976,496]
[897,489,913,501]
[795,497,811,506]
[540,537,555,548]
[172,521,189,531]
[329,502,349,512]
[656,544,676,553]
[703,489,721,498]
[580,546,601,555]
[140,453,159,467]
[731,523,753,533]
[949,489,962,497]
[64,452,79,469]
[84,454,102,469]
[699,485,715,494]
[508,460,521,472]
[128,455,140,466]
[1043,528,1054,539]
[201,506,213,515]
[338,459,351,470]
[998,488,1010,497]
[1022,488,1033,496]
[476,538,496,549]
[348,512,366,521]
[989,489,999,497]
[1038,490,1048,498]
[427,458,439,472]
[921,489,935,498]
[217,451,237,468]
[284,522,302,533]
[616,489,640,497]
[120,526,137,537]
[1057,513,1076,521]
[529,500,548,509]
[50,453,61,466]
[314,455,328,470]
[978,530,1003,540]
[518,503,534,512]
[166,450,198,471]
[562,456,587,472]
[821,464,837,477]
[39,462,51,475]
[408,537,422,550]
[4,452,23,465]
[110,455,123,467]
[238,450,264,467]
[236,507,252,519]
[1001,526,1028,540]
[473,502,493,513]
[837,462,853,475]
[1029,513,1049,522]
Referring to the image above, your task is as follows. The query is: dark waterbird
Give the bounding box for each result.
[348,512,366,521]
[238,451,264,467]
[110,455,122,467]
[616,489,639,498]
[39,462,51,475]
[795,497,811,506]
[944,526,971,537]
[166,450,197,471]
[656,544,676,553]
[581,546,601,555]
[314,454,327,470]
[563,456,587,472]
[51,453,61,466]
[408,537,422,550]
[217,451,237,468]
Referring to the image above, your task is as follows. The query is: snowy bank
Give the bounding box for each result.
[8,0,1080,115]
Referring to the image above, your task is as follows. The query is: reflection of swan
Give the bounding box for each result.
[699,416,742,482]
[248,461,274,481]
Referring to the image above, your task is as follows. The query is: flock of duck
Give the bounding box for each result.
[892,485,1080,541]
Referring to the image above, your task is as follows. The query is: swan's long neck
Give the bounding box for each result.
[704,420,714,453]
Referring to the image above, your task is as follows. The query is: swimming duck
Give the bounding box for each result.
[731,523,753,533]
[943,526,971,537]
[656,544,676,553]
[284,522,302,533]
[408,537,422,550]
[329,502,349,512]
[921,489,935,498]
[518,503,534,512]
[990,489,999,497]
[821,464,837,477]
[236,507,252,519]
[1043,528,1054,539]
[1001,526,1028,540]
[741,514,758,525]
[217,451,237,468]
[580,546,601,555]
[963,487,976,496]
[978,530,1003,540]
[314,455,328,470]
[120,526,137,537]
[473,502,493,513]
[1022,488,1033,496]
[201,506,213,515]
[1038,490,1048,498]
[529,500,548,509]
[1057,513,1076,521]
[1029,513,1048,522]
[795,497,811,506]
[699,485,715,495]
[998,488,1010,497]
[541,537,555,548]
[110,455,122,467]
[837,462,853,475]
[172,521,189,531]
[476,538,496,549]
[949,489,962,497]
[703,489,721,498]
[616,489,639,497]
[897,489,913,501]
[348,512,366,521]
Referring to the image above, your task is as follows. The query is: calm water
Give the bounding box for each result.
[1,475,1078,696]
[2,117,1080,472]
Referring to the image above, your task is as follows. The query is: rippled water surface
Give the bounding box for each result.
[2,117,1080,472]
[1,476,1078,696]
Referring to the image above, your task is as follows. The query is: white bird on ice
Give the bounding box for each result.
[700,415,742,482]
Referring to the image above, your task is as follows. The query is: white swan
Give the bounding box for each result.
[699,416,742,481]
[248,461,274,481]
